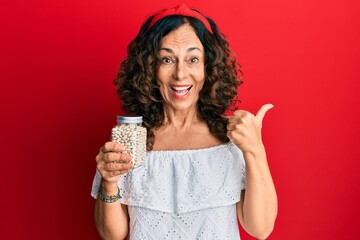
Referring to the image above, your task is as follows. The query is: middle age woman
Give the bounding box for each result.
[92,4,277,240]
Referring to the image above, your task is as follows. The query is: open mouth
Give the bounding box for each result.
[170,85,193,97]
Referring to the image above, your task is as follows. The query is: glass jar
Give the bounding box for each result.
[111,116,147,168]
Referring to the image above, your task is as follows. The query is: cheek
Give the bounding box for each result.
[195,71,206,88]
[156,67,170,84]
[193,66,205,83]
[197,81,205,92]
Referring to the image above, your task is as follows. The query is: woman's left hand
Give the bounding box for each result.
[226,104,273,155]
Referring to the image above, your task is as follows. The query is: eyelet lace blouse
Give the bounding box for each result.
[91,142,246,239]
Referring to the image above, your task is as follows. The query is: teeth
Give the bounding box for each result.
[172,86,191,91]
[170,85,192,96]
[174,90,188,96]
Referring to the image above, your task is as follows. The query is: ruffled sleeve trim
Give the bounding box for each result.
[91,142,246,214]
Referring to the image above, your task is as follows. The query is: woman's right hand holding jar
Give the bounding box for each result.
[95,142,133,194]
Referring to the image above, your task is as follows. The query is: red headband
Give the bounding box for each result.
[147,4,213,34]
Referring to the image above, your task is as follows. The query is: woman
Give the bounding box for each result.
[91,4,277,240]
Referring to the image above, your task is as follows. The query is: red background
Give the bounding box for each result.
[1,0,360,239]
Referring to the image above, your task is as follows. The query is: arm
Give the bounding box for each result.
[94,142,134,240]
[227,104,278,239]
[95,181,129,240]
[236,147,277,239]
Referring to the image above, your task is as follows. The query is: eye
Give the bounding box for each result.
[190,57,199,63]
[161,57,173,64]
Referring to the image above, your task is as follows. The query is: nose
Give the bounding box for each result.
[173,62,187,80]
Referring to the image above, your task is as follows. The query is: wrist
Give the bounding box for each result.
[101,181,119,196]
[242,144,266,159]
[98,183,122,203]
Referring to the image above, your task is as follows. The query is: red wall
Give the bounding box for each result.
[1,0,360,239]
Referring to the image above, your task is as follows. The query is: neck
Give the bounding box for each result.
[163,107,201,130]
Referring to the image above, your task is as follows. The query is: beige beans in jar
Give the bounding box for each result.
[111,116,147,168]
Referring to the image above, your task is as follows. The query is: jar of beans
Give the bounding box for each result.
[111,116,147,168]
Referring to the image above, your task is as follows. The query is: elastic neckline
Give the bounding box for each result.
[149,142,232,153]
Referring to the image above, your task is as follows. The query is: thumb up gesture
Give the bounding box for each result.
[227,104,273,154]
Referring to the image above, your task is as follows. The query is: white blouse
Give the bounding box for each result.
[91,142,246,239]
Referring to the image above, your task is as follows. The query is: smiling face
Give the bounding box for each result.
[156,23,205,113]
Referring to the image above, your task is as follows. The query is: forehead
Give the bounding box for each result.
[160,24,203,50]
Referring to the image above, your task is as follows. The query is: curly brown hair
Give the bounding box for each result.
[114,13,242,150]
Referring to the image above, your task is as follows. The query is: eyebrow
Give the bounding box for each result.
[159,47,203,53]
